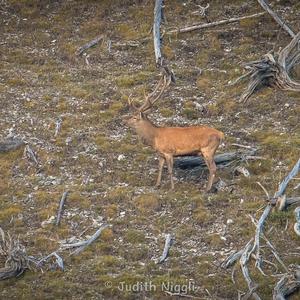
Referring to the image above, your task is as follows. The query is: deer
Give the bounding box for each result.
[126,70,224,192]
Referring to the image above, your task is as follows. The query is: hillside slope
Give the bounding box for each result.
[0,0,299,299]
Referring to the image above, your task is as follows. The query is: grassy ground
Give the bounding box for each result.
[0,0,299,299]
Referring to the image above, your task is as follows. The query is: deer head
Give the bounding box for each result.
[126,70,172,129]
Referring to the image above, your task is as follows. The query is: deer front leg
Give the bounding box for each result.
[155,156,165,187]
[165,154,174,190]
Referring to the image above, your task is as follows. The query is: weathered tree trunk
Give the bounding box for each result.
[233,32,300,102]
[153,0,163,66]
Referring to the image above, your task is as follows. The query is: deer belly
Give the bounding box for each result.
[174,149,199,156]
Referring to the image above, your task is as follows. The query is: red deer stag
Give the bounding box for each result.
[126,72,224,192]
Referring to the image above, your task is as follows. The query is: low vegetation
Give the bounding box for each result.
[0,0,299,299]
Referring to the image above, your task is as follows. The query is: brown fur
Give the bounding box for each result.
[127,114,224,191]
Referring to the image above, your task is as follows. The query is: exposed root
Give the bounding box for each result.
[0,228,29,280]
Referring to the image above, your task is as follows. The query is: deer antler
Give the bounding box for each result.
[127,94,139,111]
[127,67,173,113]
[139,71,171,114]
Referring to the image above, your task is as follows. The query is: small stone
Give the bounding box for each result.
[118,154,125,161]
[227,219,234,225]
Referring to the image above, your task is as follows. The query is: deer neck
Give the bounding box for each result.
[136,118,158,147]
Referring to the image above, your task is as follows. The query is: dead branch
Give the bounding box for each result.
[56,191,69,226]
[239,239,261,300]
[60,224,109,255]
[294,207,300,237]
[275,159,300,198]
[166,12,265,35]
[23,145,39,166]
[156,233,173,264]
[54,117,62,137]
[257,0,295,38]
[252,159,300,270]
[223,158,300,298]
[0,138,24,153]
[153,0,164,66]
[76,35,104,56]
[234,31,300,102]
[37,252,64,270]
[0,228,29,280]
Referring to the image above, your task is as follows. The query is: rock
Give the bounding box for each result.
[0,138,24,153]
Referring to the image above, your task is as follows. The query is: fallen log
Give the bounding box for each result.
[175,150,257,169]
[0,138,24,153]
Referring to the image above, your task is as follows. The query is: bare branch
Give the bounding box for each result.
[76,35,104,56]
[156,233,173,264]
[56,191,69,226]
[166,12,265,35]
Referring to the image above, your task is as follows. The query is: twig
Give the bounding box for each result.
[23,145,39,165]
[54,117,62,137]
[56,191,69,226]
[37,252,64,270]
[76,35,104,56]
[256,181,270,199]
[261,235,288,273]
[164,291,203,299]
[156,233,173,264]
[166,12,265,35]
[231,143,257,151]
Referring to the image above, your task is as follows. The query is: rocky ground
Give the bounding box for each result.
[0,0,299,299]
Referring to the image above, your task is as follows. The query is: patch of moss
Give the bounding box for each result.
[115,71,151,88]
[125,229,145,244]
[0,205,22,223]
[135,193,160,214]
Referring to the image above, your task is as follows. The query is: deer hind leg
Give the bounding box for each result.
[165,154,174,190]
[201,150,217,192]
[155,156,165,187]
